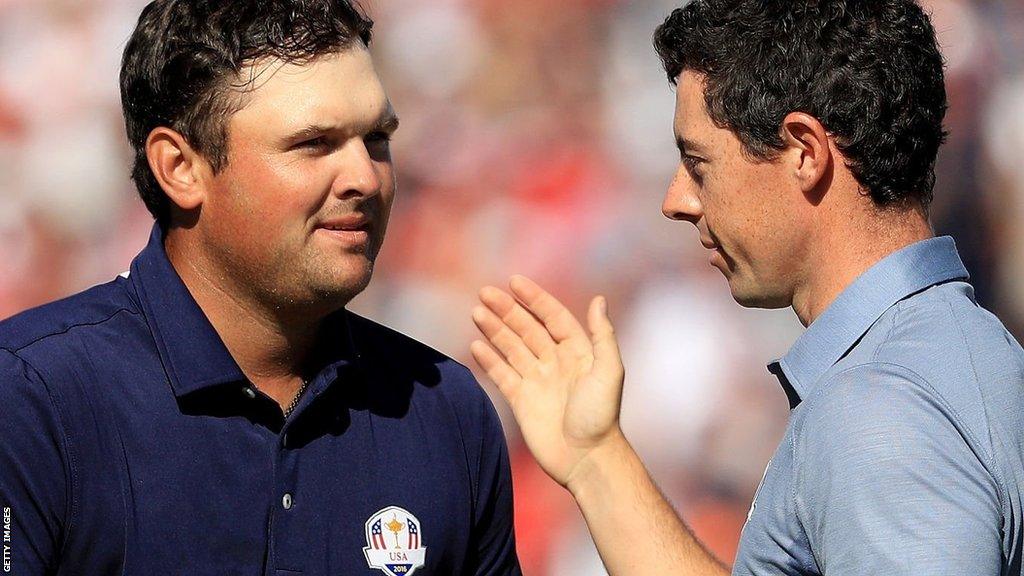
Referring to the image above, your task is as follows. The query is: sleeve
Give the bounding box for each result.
[794,362,1002,575]
[468,383,522,575]
[0,348,72,574]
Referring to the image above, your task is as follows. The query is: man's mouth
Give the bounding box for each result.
[318,214,371,230]
[315,214,374,246]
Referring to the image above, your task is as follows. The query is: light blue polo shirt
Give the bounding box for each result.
[734,236,1024,575]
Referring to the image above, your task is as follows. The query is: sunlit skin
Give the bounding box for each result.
[147,44,398,408]
[176,46,398,318]
[663,70,815,310]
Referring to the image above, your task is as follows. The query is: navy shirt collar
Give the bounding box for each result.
[769,236,969,408]
[128,223,361,398]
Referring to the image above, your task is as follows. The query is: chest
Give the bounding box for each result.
[732,425,819,576]
[66,389,475,576]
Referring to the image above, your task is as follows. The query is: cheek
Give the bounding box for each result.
[734,160,784,210]
[745,168,806,261]
[698,175,739,231]
[233,156,330,215]
[373,161,398,214]
[207,170,308,260]
[381,166,397,205]
[702,166,779,250]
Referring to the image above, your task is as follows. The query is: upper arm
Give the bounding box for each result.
[794,363,1002,575]
[0,348,72,574]
[457,367,521,575]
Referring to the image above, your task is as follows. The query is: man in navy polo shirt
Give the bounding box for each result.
[0,1,520,574]
[471,1,1024,575]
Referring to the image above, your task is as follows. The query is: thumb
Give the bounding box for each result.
[587,296,623,380]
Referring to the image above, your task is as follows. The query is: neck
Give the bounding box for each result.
[164,230,324,402]
[791,202,933,327]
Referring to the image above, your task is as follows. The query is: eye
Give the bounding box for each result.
[365,131,392,145]
[682,154,705,180]
[365,131,393,161]
[295,136,330,151]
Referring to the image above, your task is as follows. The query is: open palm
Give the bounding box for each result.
[470,275,626,487]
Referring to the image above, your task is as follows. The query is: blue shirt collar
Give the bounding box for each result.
[128,223,361,397]
[769,236,969,408]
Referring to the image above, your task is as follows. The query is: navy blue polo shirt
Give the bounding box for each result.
[0,225,521,575]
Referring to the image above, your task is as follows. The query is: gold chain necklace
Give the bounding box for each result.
[283,379,310,418]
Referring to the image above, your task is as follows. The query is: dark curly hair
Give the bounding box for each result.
[654,0,947,207]
[120,0,374,224]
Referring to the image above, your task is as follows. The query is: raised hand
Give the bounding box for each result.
[470,275,626,488]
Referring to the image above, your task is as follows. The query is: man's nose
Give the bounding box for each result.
[331,139,383,200]
[662,169,702,224]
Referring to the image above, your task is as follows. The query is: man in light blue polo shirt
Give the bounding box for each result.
[468,0,1024,574]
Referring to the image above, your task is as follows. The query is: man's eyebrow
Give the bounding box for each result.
[373,111,400,133]
[282,112,400,144]
[676,136,708,156]
[286,124,332,142]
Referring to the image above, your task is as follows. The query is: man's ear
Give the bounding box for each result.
[780,112,832,195]
[145,127,210,212]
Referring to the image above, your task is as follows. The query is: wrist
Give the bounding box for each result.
[564,429,636,500]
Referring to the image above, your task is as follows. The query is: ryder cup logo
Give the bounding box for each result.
[363,506,427,576]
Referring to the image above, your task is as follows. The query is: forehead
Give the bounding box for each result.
[673,70,713,135]
[231,45,391,131]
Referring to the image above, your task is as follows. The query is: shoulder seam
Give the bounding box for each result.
[793,360,1000,559]
[941,294,1009,517]
[871,300,902,364]
[8,307,140,354]
[0,346,79,557]
[432,362,482,506]
[811,360,1000,488]
[790,431,822,574]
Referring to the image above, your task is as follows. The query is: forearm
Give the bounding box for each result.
[471,282,727,574]
[566,433,730,576]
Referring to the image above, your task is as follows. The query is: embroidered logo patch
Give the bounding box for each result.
[363,506,427,576]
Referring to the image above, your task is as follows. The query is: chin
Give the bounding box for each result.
[282,248,381,313]
[728,281,790,310]
[309,266,375,305]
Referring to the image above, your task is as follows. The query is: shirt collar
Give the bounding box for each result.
[128,223,362,397]
[769,236,969,408]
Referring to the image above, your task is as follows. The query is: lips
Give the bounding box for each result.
[314,213,375,248]
[316,214,372,233]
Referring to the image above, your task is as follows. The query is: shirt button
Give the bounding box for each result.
[243,386,257,400]
[282,493,293,510]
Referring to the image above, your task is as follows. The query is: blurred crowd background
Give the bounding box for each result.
[2,0,1023,572]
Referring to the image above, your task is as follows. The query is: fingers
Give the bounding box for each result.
[478,286,557,356]
[469,340,521,400]
[472,304,536,375]
[508,275,588,344]
[586,295,613,341]
[587,296,625,381]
